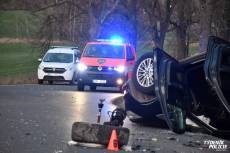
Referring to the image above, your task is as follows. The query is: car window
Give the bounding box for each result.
[83,44,125,59]
[126,46,134,61]
[43,53,73,63]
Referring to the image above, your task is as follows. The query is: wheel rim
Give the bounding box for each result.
[136,58,154,88]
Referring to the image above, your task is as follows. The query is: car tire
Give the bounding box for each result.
[48,81,53,85]
[124,83,161,122]
[128,75,156,103]
[90,85,96,91]
[78,83,84,91]
[132,52,155,95]
[38,79,43,84]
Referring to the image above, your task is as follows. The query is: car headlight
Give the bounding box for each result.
[114,65,125,73]
[77,63,87,71]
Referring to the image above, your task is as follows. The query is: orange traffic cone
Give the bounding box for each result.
[107,129,119,151]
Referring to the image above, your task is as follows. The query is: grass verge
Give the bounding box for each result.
[0,43,40,84]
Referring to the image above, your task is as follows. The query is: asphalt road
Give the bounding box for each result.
[0,84,229,153]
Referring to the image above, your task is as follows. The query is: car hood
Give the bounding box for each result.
[39,62,73,68]
[80,57,125,66]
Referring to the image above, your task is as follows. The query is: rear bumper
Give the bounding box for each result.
[77,71,126,87]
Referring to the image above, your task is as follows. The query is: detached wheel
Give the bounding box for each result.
[78,83,84,91]
[38,79,43,84]
[132,52,155,95]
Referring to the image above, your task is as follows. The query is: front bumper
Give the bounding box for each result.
[38,68,74,81]
[77,70,126,87]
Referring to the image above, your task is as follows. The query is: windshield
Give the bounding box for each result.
[43,53,73,63]
[83,44,124,59]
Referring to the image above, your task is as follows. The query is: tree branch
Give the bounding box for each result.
[32,0,87,14]
[100,0,120,24]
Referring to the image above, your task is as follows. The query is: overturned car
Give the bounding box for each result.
[124,36,230,137]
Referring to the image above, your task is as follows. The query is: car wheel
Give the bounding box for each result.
[128,75,156,103]
[90,85,96,91]
[124,81,161,122]
[78,83,84,91]
[48,81,53,84]
[38,79,43,84]
[132,52,155,95]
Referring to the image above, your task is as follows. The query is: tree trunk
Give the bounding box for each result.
[154,35,165,49]
[128,0,137,47]
[199,0,213,52]
[176,28,188,59]
[88,1,100,39]
[223,0,230,41]
[175,0,188,59]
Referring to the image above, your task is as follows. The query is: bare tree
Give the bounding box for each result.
[88,0,120,39]
[139,0,176,49]
[172,0,196,59]
[211,0,230,41]
[198,0,215,52]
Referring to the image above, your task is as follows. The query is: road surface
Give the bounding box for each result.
[0,84,229,153]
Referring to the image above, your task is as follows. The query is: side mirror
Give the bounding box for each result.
[75,58,80,63]
[38,58,42,62]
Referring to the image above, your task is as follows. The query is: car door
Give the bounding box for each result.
[153,48,187,134]
[204,36,230,114]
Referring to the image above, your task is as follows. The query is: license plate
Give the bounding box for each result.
[92,80,107,84]
[47,73,56,76]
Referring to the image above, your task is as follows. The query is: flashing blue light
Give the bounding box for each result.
[110,36,123,43]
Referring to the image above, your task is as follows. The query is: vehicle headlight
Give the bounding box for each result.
[114,65,125,73]
[77,63,87,71]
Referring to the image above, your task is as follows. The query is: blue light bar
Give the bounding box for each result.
[110,35,123,43]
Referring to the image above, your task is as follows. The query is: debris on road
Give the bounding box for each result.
[71,122,129,146]
[67,140,77,146]
[97,99,105,123]
[167,136,178,141]
[183,140,202,148]
[121,145,132,152]
[104,108,126,126]
[25,132,31,136]
[151,138,158,142]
